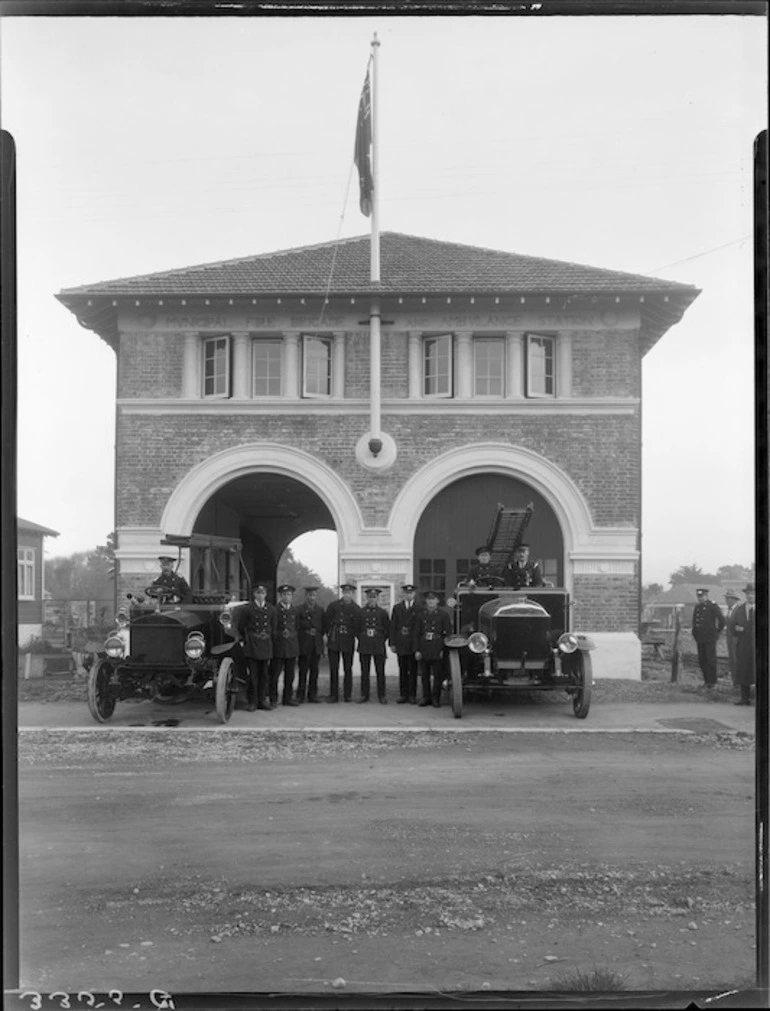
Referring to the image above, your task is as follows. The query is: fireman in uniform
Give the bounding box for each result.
[414,591,453,707]
[691,587,726,688]
[234,583,277,711]
[356,587,391,703]
[467,546,499,586]
[506,543,544,589]
[151,555,193,603]
[270,584,300,706]
[390,583,420,704]
[324,582,361,702]
[296,586,325,703]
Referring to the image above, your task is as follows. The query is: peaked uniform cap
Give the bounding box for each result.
[277,584,295,593]
[158,555,176,562]
[340,582,357,591]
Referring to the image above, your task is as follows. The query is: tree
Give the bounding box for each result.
[668,564,719,587]
[716,563,754,582]
[642,582,664,602]
[45,533,116,601]
[277,548,336,609]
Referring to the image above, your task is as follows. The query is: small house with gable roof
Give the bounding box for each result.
[56,232,699,679]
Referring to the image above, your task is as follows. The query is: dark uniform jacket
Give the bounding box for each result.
[728,602,755,686]
[389,600,420,654]
[467,561,498,584]
[298,602,325,656]
[273,603,300,659]
[234,601,277,660]
[151,571,193,603]
[357,604,390,655]
[324,599,361,654]
[413,608,453,660]
[506,561,544,589]
[691,599,725,643]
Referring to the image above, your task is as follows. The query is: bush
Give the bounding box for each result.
[19,637,67,655]
[550,967,629,992]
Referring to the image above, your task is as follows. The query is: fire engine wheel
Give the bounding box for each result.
[449,650,463,719]
[215,656,237,723]
[87,658,116,723]
[570,651,593,719]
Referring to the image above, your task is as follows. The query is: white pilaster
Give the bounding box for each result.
[232,331,251,399]
[557,332,572,398]
[332,331,346,399]
[505,332,524,399]
[456,331,473,398]
[182,331,199,399]
[407,331,422,399]
[283,332,300,399]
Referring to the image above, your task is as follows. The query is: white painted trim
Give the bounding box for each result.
[118,397,639,416]
[159,443,365,551]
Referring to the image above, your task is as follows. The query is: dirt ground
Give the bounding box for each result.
[15,728,757,1000]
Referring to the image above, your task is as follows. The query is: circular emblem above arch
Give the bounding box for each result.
[160,443,364,550]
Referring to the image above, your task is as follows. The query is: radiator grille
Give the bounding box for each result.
[129,621,185,666]
[494,616,549,660]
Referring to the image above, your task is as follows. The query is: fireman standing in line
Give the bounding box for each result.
[234,582,277,711]
[390,583,420,704]
[356,587,390,703]
[691,587,726,688]
[270,584,300,706]
[414,591,453,708]
[324,582,361,702]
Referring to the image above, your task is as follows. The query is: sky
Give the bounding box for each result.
[1,11,765,589]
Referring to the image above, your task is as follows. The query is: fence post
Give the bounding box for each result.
[671,606,682,682]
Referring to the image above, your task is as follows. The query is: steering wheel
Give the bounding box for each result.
[483,576,506,587]
[144,584,178,602]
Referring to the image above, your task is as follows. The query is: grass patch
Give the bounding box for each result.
[550,967,629,992]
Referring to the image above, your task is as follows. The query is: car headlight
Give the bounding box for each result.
[115,609,129,628]
[467,631,489,654]
[185,632,206,660]
[558,633,579,654]
[445,596,457,608]
[104,635,125,659]
[219,610,232,629]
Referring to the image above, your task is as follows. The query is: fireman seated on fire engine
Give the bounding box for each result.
[150,555,193,603]
[504,543,544,590]
[466,545,502,587]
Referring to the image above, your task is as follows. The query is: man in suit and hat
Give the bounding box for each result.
[691,587,726,688]
[467,546,499,586]
[414,590,453,708]
[296,586,325,703]
[506,543,544,590]
[324,582,361,702]
[390,583,420,704]
[151,555,193,603]
[728,583,756,705]
[724,588,740,683]
[357,587,391,703]
[270,584,300,707]
[234,583,277,711]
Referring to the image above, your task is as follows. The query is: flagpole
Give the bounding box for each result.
[368,32,382,455]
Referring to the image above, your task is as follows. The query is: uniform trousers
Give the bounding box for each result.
[696,642,718,686]
[396,653,417,700]
[245,658,270,706]
[270,657,296,704]
[359,654,386,699]
[297,651,321,701]
[327,650,354,701]
[420,658,444,704]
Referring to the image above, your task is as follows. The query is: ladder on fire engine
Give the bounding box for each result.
[484,502,534,573]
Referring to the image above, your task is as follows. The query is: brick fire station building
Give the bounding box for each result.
[57,232,699,678]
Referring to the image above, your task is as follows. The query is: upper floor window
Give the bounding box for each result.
[473,337,505,396]
[526,333,555,398]
[202,335,231,398]
[423,334,453,398]
[302,335,332,397]
[18,547,34,599]
[418,557,446,599]
[252,339,283,397]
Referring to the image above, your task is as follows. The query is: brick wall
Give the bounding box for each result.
[118,332,184,398]
[571,330,640,398]
[115,411,640,530]
[573,574,639,632]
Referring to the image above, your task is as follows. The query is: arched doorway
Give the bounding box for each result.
[413,474,564,599]
[192,473,335,599]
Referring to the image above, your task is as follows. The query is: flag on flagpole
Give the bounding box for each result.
[354,68,373,217]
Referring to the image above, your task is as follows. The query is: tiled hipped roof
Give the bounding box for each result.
[58,232,696,298]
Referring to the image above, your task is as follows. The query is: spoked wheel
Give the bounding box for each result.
[215,656,237,723]
[448,650,463,719]
[87,658,117,723]
[567,650,592,719]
